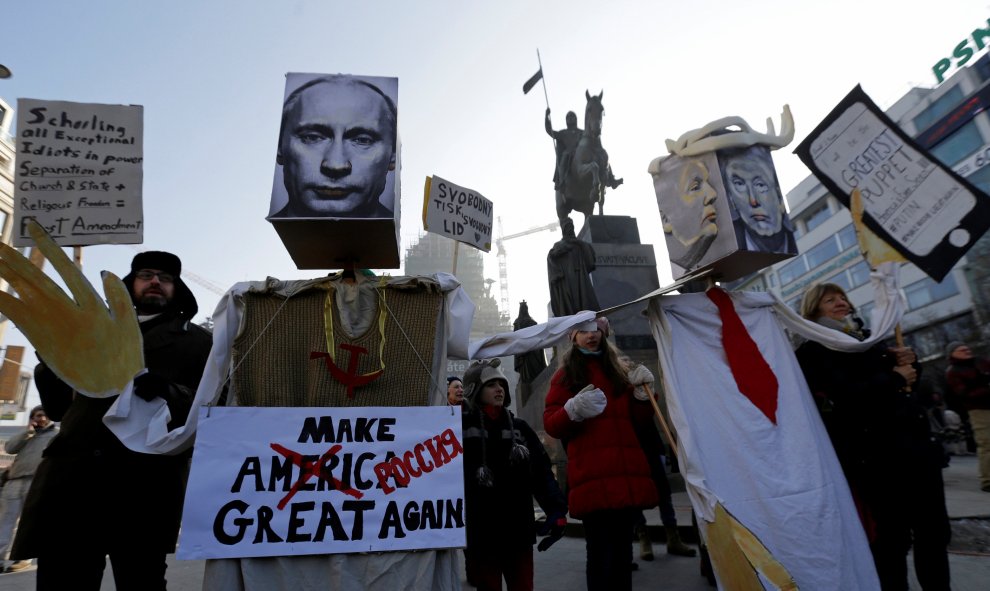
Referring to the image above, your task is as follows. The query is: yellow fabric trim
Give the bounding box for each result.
[322,283,388,377]
[375,276,388,371]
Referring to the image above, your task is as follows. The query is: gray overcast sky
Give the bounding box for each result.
[1,0,987,416]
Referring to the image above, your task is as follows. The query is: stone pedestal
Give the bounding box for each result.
[518,215,661,435]
[578,215,660,354]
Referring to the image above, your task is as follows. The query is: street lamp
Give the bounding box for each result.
[0,65,11,79]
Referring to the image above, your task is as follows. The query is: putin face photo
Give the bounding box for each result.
[273,74,397,219]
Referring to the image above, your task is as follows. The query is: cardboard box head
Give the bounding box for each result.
[268,73,401,269]
[650,144,797,281]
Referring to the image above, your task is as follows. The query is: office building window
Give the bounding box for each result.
[825,269,852,292]
[804,202,831,233]
[976,54,990,83]
[848,260,871,289]
[778,257,808,285]
[912,85,963,131]
[805,236,840,269]
[966,163,990,193]
[904,274,960,310]
[930,120,983,167]
[837,224,858,251]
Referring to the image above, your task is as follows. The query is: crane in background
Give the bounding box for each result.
[495,217,559,323]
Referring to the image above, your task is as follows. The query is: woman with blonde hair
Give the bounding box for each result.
[795,282,950,590]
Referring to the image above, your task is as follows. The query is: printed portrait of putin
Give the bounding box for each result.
[271,74,398,219]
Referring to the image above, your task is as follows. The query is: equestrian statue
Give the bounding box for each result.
[546,90,622,229]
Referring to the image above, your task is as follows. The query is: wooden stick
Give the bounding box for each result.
[894,323,913,392]
[644,383,677,458]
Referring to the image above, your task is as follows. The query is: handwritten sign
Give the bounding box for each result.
[177,406,465,560]
[423,175,493,252]
[796,85,990,282]
[13,99,143,247]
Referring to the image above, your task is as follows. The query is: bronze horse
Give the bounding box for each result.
[555,90,622,228]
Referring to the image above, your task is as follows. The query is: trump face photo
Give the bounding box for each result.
[651,152,736,273]
[718,145,796,255]
[270,73,398,219]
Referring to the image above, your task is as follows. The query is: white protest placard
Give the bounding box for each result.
[177,406,465,560]
[423,175,493,252]
[13,99,143,247]
[796,85,990,282]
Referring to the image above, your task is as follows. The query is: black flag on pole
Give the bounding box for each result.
[522,68,543,94]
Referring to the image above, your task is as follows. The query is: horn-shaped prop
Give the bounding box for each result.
[664,105,795,157]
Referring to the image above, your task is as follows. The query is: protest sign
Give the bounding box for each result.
[13,99,143,247]
[177,406,465,560]
[795,85,990,282]
[423,175,493,252]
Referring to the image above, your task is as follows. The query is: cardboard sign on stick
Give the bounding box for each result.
[178,406,465,560]
[13,99,144,247]
[422,175,493,252]
[795,85,990,282]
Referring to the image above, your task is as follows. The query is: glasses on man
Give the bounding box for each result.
[135,270,175,283]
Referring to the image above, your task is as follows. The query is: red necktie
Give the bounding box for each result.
[706,287,778,424]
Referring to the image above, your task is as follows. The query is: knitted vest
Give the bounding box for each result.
[232,280,442,407]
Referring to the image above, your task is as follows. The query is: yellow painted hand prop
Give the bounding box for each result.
[0,220,143,398]
[706,502,798,590]
[851,188,906,267]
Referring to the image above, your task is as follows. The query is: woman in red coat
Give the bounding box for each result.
[543,317,658,591]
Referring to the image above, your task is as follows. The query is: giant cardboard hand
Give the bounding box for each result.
[0,221,143,398]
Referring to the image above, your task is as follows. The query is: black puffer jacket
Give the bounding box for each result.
[795,340,942,478]
[461,406,566,551]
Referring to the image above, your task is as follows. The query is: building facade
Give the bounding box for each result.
[402,232,516,395]
[1,96,14,271]
[0,98,36,423]
[734,53,990,363]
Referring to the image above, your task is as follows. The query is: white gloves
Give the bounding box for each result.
[564,384,607,422]
[627,365,655,401]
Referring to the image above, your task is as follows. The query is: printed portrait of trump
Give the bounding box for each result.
[270,73,398,219]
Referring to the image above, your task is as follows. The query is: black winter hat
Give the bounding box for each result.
[122,251,198,319]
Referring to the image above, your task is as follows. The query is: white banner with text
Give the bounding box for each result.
[177,406,465,560]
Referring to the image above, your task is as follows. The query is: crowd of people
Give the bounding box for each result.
[0,252,984,591]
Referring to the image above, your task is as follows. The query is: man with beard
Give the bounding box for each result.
[10,251,212,591]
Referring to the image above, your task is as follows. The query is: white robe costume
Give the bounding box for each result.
[646,264,903,590]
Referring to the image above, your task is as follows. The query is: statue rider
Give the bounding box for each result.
[545,109,582,194]
[546,103,622,229]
